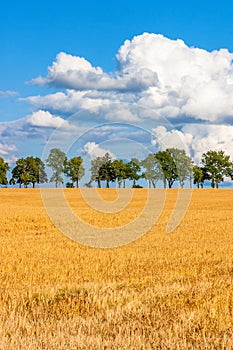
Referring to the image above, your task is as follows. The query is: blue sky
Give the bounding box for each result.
[1,0,233,186]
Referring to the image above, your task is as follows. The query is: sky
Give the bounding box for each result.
[1,0,233,186]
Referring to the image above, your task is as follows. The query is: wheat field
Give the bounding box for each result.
[0,188,233,349]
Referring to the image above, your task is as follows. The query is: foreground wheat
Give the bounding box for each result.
[0,188,233,349]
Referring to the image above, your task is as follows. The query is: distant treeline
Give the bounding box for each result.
[0,148,233,189]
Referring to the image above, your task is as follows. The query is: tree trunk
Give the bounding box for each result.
[189,176,192,189]
[76,179,79,188]
[106,180,109,188]
[97,179,101,188]
[33,182,35,188]
[163,178,166,189]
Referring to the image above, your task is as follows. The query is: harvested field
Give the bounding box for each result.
[0,188,233,349]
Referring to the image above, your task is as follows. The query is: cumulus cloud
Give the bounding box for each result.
[27,110,69,128]
[182,124,233,162]
[28,33,233,124]
[117,33,233,122]
[151,126,192,153]
[23,90,106,115]
[32,52,158,92]
[152,124,233,163]
[82,142,115,159]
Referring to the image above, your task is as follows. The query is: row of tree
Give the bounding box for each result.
[0,148,232,189]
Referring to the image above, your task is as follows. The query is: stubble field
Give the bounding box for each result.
[0,188,233,349]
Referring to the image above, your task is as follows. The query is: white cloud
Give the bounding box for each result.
[28,33,233,123]
[27,110,69,128]
[151,126,192,154]
[0,143,18,166]
[82,142,115,159]
[0,90,18,98]
[0,143,17,156]
[23,90,106,114]
[152,124,233,163]
[182,124,233,162]
[32,52,158,92]
[117,33,233,122]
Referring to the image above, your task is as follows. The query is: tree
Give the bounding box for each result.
[90,157,102,188]
[64,156,85,188]
[141,153,163,188]
[46,148,66,188]
[11,158,28,188]
[168,148,193,188]
[112,159,129,188]
[98,160,116,188]
[155,150,178,188]
[27,157,47,188]
[90,153,112,188]
[127,158,141,187]
[0,157,9,186]
[10,157,47,188]
[201,150,232,188]
[193,165,205,188]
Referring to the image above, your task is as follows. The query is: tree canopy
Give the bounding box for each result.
[141,153,163,188]
[201,150,232,188]
[64,156,85,188]
[46,148,66,188]
[0,157,9,186]
[11,157,47,188]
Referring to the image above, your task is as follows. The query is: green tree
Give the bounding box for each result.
[168,148,193,188]
[98,159,116,188]
[155,150,178,188]
[11,158,28,188]
[141,153,163,188]
[27,157,47,188]
[201,150,232,188]
[64,156,85,188]
[193,165,205,188]
[0,157,9,186]
[90,153,112,188]
[127,158,141,187]
[10,157,47,188]
[46,148,66,188]
[112,159,129,188]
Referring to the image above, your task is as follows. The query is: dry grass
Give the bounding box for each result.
[0,188,233,349]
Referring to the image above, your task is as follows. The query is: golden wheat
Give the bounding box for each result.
[0,188,233,349]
